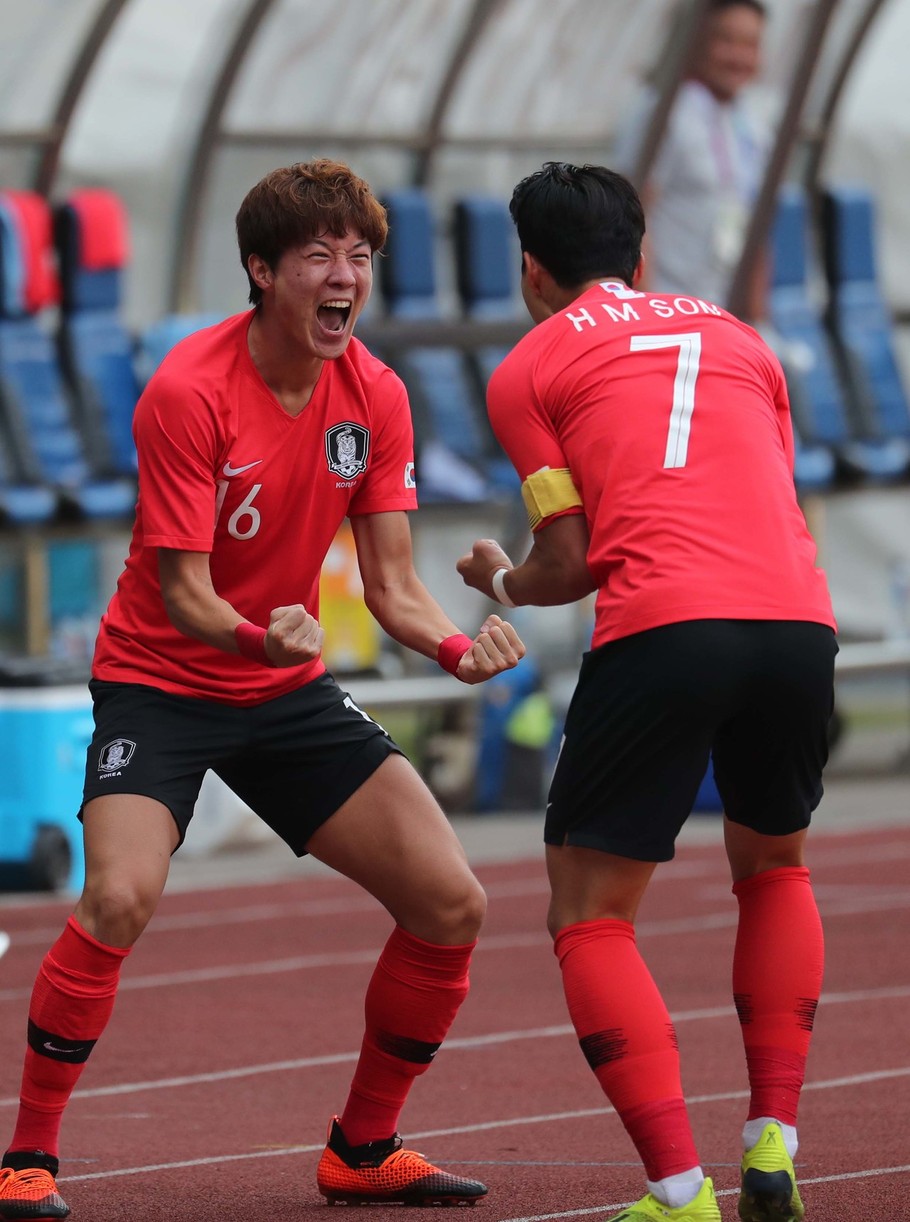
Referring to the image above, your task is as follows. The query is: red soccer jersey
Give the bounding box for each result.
[92,312,418,704]
[488,281,836,647]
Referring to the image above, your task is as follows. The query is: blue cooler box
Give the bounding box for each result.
[0,685,92,893]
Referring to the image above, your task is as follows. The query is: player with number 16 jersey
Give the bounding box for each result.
[93,313,418,704]
[0,161,524,1222]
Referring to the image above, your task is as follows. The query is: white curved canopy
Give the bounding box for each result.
[0,0,907,324]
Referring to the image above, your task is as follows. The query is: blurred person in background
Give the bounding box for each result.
[613,0,772,319]
[458,161,835,1222]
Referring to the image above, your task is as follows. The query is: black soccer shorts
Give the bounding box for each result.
[81,673,403,854]
[544,619,837,862]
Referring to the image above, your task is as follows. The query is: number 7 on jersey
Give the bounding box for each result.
[630,332,702,469]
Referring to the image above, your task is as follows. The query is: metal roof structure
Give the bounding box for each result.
[0,0,904,324]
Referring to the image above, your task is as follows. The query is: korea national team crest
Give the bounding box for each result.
[98,738,136,772]
[325,422,370,479]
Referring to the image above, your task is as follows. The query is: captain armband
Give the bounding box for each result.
[520,466,583,530]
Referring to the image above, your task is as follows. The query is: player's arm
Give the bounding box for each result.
[457,511,595,608]
[158,548,323,668]
[351,510,524,684]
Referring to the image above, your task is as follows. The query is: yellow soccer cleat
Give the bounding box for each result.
[739,1122,805,1221]
[603,1176,721,1220]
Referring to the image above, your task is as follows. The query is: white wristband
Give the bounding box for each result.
[490,567,516,608]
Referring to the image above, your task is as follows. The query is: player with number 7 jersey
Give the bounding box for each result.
[486,277,833,649]
[457,162,835,1222]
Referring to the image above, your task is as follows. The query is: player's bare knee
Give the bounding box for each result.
[423,876,487,945]
[76,878,159,947]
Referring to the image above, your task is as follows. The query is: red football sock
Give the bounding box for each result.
[554,919,699,1182]
[8,916,130,1159]
[340,925,473,1146]
[732,866,824,1125]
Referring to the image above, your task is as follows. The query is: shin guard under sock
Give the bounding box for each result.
[732,866,824,1125]
[8,915,130,1159]
[554,919,699,1182]
[340,925,473,1145]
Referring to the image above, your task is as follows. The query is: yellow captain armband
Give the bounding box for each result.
[521,466,582,530]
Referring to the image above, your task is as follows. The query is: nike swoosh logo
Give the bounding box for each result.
[44,1041,87,1054]
[222,459,262,477]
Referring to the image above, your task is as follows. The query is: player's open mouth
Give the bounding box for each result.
[317,300,352,333]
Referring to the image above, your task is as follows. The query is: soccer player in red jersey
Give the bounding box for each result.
[0,161,524,1221]
[458,163,835,1222]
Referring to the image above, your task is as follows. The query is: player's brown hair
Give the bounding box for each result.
[236,160,389,305]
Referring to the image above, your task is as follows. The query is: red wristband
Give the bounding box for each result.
[235,622,272,666]
[437,633,474,677]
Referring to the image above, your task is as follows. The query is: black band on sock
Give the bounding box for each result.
[375,1030,441,1064]
[28,1019,96,1064]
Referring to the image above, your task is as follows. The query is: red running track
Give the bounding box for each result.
[1,821,909,1221]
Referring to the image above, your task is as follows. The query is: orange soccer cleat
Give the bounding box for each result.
[316,1116,488,1205]
[0,1166,70,1220]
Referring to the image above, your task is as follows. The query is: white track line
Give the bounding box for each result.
[501,1163,910,1222]
[3,834,908,944]
[55,1068,910,1184]
[3,883,908,1004]
[3,984,908,1109]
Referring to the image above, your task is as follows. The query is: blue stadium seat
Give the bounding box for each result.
[821,185,910,476]
[137,312,225,383]
[378,188,505,502]
[55,189,141,476]
[452,195,523,495]
[0,198,57,525]
[768,184,906,484]
[0,190,135,521]
[453,195,518,323]
[453,192,522,381]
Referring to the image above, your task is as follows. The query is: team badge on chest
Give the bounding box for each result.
[325,422,370,479]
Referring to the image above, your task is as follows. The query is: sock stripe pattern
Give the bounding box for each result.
[732,865,824,1125]
[11,915,129,1158]
[554,918,699,1182]
[340,925,473,1146]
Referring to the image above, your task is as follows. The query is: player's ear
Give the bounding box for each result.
[247,253,274,294]
[522,251,546,296]
[632,253,646,287]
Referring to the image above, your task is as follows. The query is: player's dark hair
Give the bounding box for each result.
[509,162,645,290]
[708,0,767,16]
[236,160,388,305]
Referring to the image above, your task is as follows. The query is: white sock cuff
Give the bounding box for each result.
[646,1167,705,1208]
[743,1117,798,1158]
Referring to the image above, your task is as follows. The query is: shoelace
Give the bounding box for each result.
[0,1167,58,1196]
[377,1148,430,1170]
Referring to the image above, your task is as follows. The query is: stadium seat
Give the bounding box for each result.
[136,311,225,383]
[767,184,906,484]
[0,189,135,521]
[54,189,141,476]
[453,194,518,323]
[452,195,523,495]
[378,189,508,502]
[821,184,910,476]
[0,199,58,524]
